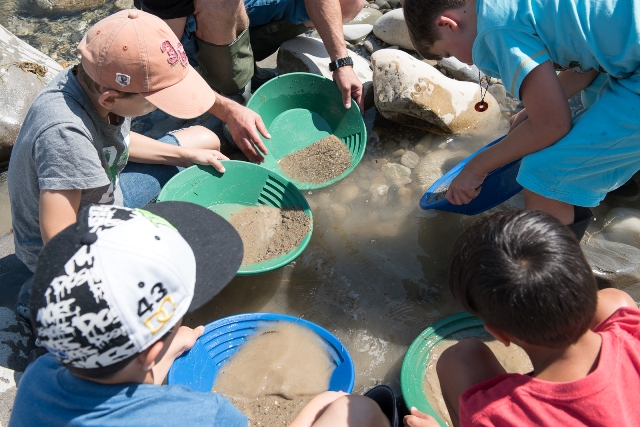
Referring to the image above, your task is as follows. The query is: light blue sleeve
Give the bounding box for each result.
[473,30,551,99]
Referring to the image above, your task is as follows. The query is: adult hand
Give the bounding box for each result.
[333,66,364,111]
[403,407,441,427]
[509,108,529,133]
[225,102,271,163]
[445,162,488,205]
[182,147,229,173]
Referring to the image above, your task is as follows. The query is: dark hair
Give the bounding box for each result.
[403,0,469,59]
[447,210,597,348]
[66,327,175,380]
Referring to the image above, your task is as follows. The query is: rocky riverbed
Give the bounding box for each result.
[1,0,640,423]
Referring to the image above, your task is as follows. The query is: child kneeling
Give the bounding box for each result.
[9,203,389,427]
[406,210,639,427]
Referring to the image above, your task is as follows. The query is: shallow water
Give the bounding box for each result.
[0,0,132,64]
[186,111,512,393]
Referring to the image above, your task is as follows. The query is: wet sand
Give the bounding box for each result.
[279,135,352,184]
[228,394,314,427]
[228,206,311,265]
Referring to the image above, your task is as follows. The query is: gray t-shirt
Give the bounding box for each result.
[8,67,131,272]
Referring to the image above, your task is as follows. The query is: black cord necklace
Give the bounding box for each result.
[475,72,490,112]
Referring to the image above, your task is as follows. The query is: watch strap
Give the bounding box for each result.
[329,56,354,72]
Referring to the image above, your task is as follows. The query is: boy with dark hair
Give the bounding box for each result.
[9,202,390,427]
[403,210,640,427]
[403,0,640,238]
[8,10,230,318]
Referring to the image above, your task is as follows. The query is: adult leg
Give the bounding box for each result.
[120,126,219,208]
[289,391,390,427]
[436,339,506,427]
[193,0,254,95]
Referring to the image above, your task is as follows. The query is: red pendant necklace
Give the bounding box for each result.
[475,72,490,112]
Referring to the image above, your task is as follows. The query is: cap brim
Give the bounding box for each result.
[141,65,216,119]
[144,201,243,312]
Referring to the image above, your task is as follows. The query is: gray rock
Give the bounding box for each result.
[373,0,391,10]
[582,238,640,298]
[277,37,375,110]
[20,0,109,15]
[371,49,501,134]
[364,39,384,54]
[343,24,373,43]
[381,162,411,182]
[602,207,640,247]
[0,25,63,164]
[436,57,485,83]
[347,8,383,26]
[367,3,380,9]
[369,184,389,204]
[373,9,413,51]
[400,150,419,168]
[387,0,401,7]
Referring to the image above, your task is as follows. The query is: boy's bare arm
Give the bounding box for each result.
[558,69,600,99]
[591,288,636,329]
[128,131,228,173]
[447,61,572,204]
[39,189,82,244]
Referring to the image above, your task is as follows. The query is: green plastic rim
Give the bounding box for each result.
[246,72,367,190]
[157,160,313,275]
[400,312,484,426]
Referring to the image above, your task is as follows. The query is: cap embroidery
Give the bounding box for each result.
[160,40,188,68]
[115,73,131,87]
[135,208,177,231]
[143,295,177,334]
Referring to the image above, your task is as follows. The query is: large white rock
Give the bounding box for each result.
[0,24,63,164]
[277,36,374,109]
[372,8,413,51]
[343,24,373,43]
[0,366,19,426]
[371,49,500,134]
[347,7,383,25]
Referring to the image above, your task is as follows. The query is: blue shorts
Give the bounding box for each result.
[119,133,184,208]
[517,73,640,207]
[245,0,310,27]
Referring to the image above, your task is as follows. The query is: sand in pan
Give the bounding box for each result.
[423,330,533,426]
[213,322,334,427]
[228,205,311,265]
[278,135,352,184]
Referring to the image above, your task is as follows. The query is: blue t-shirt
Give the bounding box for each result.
[9,355,248,427]
[473,0,640,98]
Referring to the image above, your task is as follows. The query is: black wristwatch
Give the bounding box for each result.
[329,56,354,72]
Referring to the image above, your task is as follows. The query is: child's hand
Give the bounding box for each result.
[183,148,229,173]
[509,108,529,133]
[446,162,488,205]
[403,407,440,427]
[170,325,205,360]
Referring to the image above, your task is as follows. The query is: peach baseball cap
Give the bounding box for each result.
[77,9,215,119]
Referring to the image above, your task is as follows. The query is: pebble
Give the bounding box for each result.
[398,139,410,148]
[371,173,387,186]
[367,3,380,9]
[391,149,405,158]
[340,185,361,202]
[369,184,390,205]
[414,142,430,154]
[343,24,374,43]
[373,158,389,168]
[383,141,397,149]
[382,163,411,181]
[373,0,391,10]
[397,186,413,204]
[400,151,419,168]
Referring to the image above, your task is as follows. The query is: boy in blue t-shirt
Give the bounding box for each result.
[404,0,640,237]
[10,203,390,427]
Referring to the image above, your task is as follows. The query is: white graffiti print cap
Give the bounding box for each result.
[30,202,243,369]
